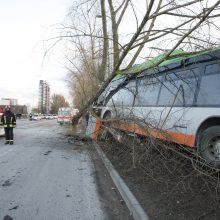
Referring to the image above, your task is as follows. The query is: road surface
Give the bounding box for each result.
[0,119,131,220]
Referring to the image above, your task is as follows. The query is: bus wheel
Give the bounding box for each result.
[103,111,111,126]
[199,126,220,166]
[103,111,111,120]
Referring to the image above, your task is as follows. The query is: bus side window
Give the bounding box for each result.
[158,69,198,107]
[115,80,137,107]
[106,92,120,107]
[197,63,220,106]
[106,80,136,107]
[135,76,161,107]
[158,80,183,106]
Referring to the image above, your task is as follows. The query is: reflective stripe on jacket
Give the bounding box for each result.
[3,116,14,128]
[2,113,16,128]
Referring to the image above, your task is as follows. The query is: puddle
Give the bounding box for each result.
[9,206,18,211]
[2,180,12,187]
[43,151,52,155]
[3,215,13,220]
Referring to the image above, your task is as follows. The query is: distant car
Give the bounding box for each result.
[38,114,44,120]
[57,115,64,124]
[32,114,40,120]
[0,125,4,136]
[0,113,5,136]
[48,114,54,120]
[53,114,58,119]
[45,114,53,120]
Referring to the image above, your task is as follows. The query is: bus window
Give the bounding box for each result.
[158,69,199,107]
[106,92,120,107]
[119,81,137,106]
[197,72,220,106]
[97,77,127,106]
[135,76,161,106]
[107,80,137,107]
[204,63,220,74]
[158,80,183,106]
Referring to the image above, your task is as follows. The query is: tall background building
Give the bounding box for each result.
[38,80,50,114]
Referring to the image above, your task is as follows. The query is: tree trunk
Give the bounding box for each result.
[108,0,120,68]
[99,0,109,82]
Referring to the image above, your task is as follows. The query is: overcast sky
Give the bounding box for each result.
[0,0,72,107]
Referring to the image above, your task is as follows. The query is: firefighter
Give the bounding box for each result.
[0,106,16,144]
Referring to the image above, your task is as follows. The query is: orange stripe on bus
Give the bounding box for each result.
[93,119,102,140]
[110,122,195,147]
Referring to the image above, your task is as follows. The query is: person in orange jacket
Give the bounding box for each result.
[0,106,16,144]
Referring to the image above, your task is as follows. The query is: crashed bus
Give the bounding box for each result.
[94,48,220,166]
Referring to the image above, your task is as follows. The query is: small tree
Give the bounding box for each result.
[31,108,39,114]
[50,94,69,114]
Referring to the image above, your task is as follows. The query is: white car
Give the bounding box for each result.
[38,114,44,120]
[45,114,53,120]
[0,113,4,136]
[57,115,64,125]
[32,114,40,120]
[53,114,58,119]
[0,125,4,136]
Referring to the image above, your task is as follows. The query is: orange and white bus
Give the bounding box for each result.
[95,48,220,166]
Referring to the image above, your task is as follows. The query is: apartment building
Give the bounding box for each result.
[38,80,50,114]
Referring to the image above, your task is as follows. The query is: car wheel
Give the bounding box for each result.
[199,126,220,166]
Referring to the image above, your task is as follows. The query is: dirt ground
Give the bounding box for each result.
[69,122,220,220]
[98,131,220,220]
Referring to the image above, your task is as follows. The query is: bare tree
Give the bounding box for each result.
[46,0,220,117]
[99,0,109,82]
[50,94,69,114]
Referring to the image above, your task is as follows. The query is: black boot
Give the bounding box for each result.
[10,141,13,145]
[5,140,9,144]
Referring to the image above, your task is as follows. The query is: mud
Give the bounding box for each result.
[43,150,52,155]
[3,215,13,220]
[2,180,12,187]
[99,137,220,220]
[9,206,18,211]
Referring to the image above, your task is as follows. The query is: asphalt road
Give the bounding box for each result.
[0,119,131,220]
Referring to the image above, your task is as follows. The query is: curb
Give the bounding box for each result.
[94,143,149,220]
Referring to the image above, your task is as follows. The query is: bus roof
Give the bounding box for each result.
[115,46,220,77]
